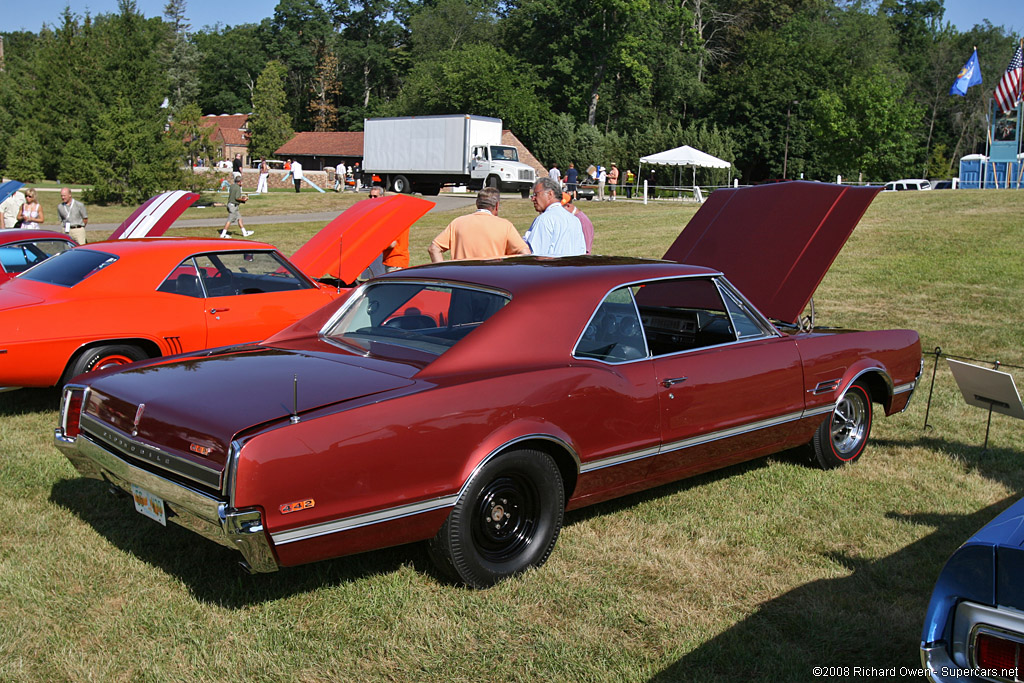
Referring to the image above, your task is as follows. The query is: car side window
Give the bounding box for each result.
[633,277,737,356]
[717,282,774,339]
[192,251,313,297]
[157,258,204,297]
[575,287,648,363]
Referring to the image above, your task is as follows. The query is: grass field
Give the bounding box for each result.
[1,189,1023,681]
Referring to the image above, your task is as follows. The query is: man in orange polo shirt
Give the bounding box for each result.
[428,187,530,262]
[373,187,411,272]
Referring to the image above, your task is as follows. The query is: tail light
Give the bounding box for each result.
[974,628,1022,677]
[60,385,88,439]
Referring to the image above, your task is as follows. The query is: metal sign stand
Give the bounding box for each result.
[946,359,1024,451]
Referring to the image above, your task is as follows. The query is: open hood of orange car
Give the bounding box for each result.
[108,191,201,239]
[289,195,435,284]
[662,181,880,325]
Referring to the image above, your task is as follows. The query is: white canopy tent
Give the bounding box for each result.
[638,145,732,198]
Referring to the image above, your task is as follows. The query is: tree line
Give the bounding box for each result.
[0,0,1018,203]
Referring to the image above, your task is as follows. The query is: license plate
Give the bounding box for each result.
[131,484,167,526]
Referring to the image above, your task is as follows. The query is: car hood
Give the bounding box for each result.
[108,190,201,239]
[80,345,416,472]
[0,180,25,203]
[662,181,880,324]
[289,195,434,283]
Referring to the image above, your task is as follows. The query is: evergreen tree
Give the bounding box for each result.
[163,0,201,111]
[5,128,45,183]
[58,138,99,184]
[248,60,294,159]
[86,1,184,203]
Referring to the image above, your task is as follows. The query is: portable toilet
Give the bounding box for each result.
[958,154,985,189]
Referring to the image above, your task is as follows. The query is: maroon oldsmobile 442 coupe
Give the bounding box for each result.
[55,183,922,587]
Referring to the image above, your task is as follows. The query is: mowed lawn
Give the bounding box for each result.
[1,189,1022,681]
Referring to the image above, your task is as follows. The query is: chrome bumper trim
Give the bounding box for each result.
[54,430,278,573]
[272,493,459,546]
[919,643,960,682]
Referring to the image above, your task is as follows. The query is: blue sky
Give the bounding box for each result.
[4,0,1023,37]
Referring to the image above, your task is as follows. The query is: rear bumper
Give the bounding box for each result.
[54,429,278,573]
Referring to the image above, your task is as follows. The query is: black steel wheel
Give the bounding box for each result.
[428,449,564,588]
[811,381,873,469]
[486,175,500,190]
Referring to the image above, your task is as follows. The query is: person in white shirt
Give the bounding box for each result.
[335,162,346,192]
[256,158,270,194]
[0,189,25,228]
[290,159,303,193]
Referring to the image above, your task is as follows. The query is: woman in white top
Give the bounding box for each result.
[17,189,44,229]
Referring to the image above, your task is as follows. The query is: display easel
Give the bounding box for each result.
[946,359,1024,451]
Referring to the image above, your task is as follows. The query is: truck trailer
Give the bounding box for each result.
[361,115,537,196]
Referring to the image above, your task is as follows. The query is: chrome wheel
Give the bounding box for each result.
[831,389,868,456]
[811,382,873,469]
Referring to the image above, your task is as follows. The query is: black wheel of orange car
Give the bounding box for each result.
[428,449,564,588]
[66,344,148,382]
[811,382,873,469]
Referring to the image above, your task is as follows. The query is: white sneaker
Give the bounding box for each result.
[242,229,254,237]
[219,230,230,238]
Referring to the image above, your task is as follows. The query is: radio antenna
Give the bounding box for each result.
[290,374,300,424]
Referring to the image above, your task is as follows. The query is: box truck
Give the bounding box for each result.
[361,115,537,196]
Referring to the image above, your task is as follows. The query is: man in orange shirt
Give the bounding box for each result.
[428,188,531,262]
[374,187,410,272]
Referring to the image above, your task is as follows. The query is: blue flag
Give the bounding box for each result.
[950,49,983,96]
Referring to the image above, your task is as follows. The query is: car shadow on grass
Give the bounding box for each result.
[49,477,436,607]
[0,387,62,416]
[647,499,1016,682]
[648,433,1024,682]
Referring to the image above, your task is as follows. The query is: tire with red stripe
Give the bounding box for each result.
[812,382,873,469]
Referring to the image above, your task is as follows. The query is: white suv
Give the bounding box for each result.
[883,179,931,192]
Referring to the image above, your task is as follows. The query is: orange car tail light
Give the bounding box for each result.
[60,386,87,439]
[975,629,1020,672]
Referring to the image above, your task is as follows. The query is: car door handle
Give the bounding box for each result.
[208,308,230,314]
[661,377,688,387]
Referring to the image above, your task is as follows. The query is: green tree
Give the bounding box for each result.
[248,60,294,158]
[169,102,218,168]
[309,44,343,131]
[58,137,99,184]
[5,128,45,182]
[395,43,550,143]
[163,0,201,111]
[194,24,267,114]
[86,0,184,203]
[265,0,334,128]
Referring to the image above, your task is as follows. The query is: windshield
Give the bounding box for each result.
[19,248,118,287]
[324,281,510,356]
[0,239,73,274]
[490,146,520,162]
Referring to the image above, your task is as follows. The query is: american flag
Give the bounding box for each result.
[994,46,1024,114]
